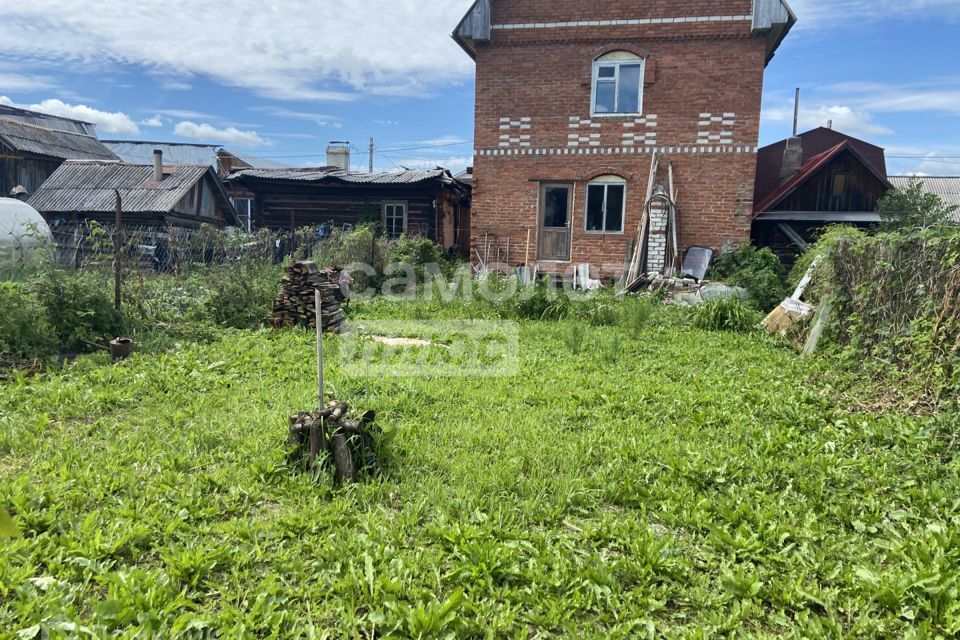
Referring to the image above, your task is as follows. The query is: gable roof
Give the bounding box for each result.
[0,117,119,161]
[28,160,237,224]
[755,127,888,206]
[754,141,893,214]
[453,0,796,64]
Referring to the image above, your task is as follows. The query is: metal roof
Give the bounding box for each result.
[227,167,461,186]
[27,161,234,221]
[223,150,289,170]
[0,104,97,136]
[103,141,291,171]
[0,118,118,161]
[888,176,960,221]
[104,141,221,168]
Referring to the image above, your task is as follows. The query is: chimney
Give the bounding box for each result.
[326,141,350,172]
[780,136,803,184]
[153,149,164,182]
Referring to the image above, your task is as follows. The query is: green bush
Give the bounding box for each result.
[28,268,125,351]
[787,225,866,292]
[710,243,787,312]
[196,259,282,330]
[806,229,960,407]
[313,224,390,293]
[690,297,762,333]
[0,282,57,358]
[878,178,959,232]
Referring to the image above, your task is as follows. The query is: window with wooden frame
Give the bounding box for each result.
[382,202,407,239]
[585,176,626,234]
[591,52,645,116]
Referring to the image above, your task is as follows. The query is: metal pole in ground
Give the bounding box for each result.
[315,288,324,408]
[114,190,122,310]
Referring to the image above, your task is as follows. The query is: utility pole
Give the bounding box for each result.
[369,137,374,173]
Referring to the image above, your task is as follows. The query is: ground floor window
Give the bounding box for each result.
[585,178,626,233]
[383,203,407,239]
[231,197,253,232]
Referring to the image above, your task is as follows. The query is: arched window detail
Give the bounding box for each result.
[592,51,645,117]
[585,175,626,234]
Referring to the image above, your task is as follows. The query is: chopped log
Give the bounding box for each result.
[308,421,328,471]
[332,433,356,483]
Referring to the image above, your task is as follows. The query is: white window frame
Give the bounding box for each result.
[590,53,645,117]
[584,177,627,235]
[382,202,408,239]
[231,197,254,232]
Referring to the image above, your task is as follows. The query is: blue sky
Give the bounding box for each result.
[0,0,957,175]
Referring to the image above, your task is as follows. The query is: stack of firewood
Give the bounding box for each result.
[288,401,381,483]
[268,261,345,332]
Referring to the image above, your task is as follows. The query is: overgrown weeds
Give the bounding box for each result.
[690,296,763,333]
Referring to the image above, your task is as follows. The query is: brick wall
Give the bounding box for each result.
[468,0,769,278]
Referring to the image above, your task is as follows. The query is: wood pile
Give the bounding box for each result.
[288,401,381,483]
[268,261,345,332]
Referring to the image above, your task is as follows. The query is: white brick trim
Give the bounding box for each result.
[492,15,752,31]
[474,146,757,157]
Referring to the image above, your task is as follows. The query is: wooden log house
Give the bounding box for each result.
[225,167,471,254]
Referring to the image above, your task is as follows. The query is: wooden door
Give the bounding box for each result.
[538,183,572,261]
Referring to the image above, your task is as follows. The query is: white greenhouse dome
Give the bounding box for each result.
[0,197,52,271]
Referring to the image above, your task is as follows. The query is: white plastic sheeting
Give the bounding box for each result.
[0,198,52,271]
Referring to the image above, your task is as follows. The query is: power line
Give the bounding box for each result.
[254,139,474,160]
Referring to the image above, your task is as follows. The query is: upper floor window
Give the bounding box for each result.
[591,52,645,116]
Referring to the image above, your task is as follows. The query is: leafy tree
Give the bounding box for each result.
[878,178,958,231]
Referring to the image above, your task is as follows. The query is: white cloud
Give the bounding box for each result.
[0,0,476,101]
[161,81,192,91]
[0,71,56,92]
[173,121,267,147]
[764,103,895,138]
[140,115,163,127]
[252,106,342,128]
[0,95,140,134]
[149,109,219,121]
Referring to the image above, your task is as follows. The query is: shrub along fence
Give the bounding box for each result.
[811,229,960,408]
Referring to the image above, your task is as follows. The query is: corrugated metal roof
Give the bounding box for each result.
[28,161,210,214]
[104,141,221,168]
[226,151,289,170]
[0,104,97,136]
[889,176,960,221]
[227,167,456,185]
[0,118,118,161]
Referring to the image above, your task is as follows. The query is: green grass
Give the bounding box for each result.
[1,305,959,638]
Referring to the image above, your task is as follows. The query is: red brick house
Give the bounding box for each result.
[454,0,796,277]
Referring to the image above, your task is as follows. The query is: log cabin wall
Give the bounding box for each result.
[234,181,448,240]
